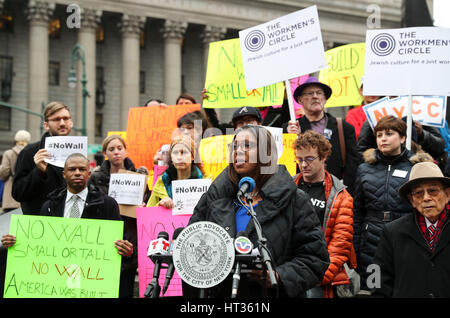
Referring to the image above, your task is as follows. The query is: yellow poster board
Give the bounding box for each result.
[199,133,297,179]
[319,42,365,107]
[203,38,285,108]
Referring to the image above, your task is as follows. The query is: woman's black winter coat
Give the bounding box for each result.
[187,165,330,298]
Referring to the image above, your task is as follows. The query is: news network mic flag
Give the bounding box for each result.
[147,233,170,257]
[363,26,450,96]
[239,5,326,90]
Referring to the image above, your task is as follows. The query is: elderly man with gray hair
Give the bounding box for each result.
[373,162,450,298]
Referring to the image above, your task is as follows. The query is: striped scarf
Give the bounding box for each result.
[416,203,449,251]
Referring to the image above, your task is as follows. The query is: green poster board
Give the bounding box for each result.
[3,215,124,298]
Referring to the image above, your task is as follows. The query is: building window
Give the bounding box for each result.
[96,66,105,108]
[140,71,145,94]
[0,107,11,131]
[48,18,61,38]
[96,26,105,43]
[0,55,13,102]
[49,61,60,86]
[0,14,13,32]
[140,31,145,48]
[95,113,103,137]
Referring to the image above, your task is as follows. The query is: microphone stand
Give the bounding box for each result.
[144,260,162,298]
[242,193,278,291]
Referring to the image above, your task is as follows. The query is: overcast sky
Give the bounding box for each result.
[433,0,450,27]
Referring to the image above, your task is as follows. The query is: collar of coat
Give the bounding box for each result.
[210,165,297,224]
[363,147,433,165]
[47,184,105,207]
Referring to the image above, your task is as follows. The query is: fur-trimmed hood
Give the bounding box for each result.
[363,147,434,166]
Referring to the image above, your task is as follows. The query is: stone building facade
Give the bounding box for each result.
[0,0,403,152]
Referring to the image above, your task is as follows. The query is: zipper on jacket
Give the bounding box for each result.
[384,165,391,210]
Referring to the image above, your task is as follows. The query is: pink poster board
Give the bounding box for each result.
[136,207,192,297]
[273,75,309,118]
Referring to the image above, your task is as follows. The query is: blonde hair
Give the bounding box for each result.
[102,134,127,153]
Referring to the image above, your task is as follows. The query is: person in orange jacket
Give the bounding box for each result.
[293,130,357,298]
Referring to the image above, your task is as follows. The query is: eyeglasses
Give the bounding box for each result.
[295,156,319,166]
[410,187,443,200]
[302,90,325,97]
[47,116,71,123]
[229,141,257,152]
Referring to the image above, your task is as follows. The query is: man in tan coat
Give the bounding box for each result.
[0,130,31,212]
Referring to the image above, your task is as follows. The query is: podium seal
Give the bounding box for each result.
[172,221,235,289]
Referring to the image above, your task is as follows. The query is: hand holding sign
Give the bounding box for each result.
[44,136,88,168]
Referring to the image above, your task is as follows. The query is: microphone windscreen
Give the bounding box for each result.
[239,177,256,192]
[157,231,169,240]
[172,228,184,240]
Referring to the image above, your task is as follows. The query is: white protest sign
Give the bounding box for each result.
[172,179,212,215]
[44,136,88,167]
[108,173,147,206]
[264,126,283,159]
[363,27,450,96]
[363,96,447,129]
[239,5,326,90]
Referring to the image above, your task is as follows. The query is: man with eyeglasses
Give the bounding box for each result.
[12,101,74,215]
[283,77,360,195]
[373,161,450,297]
[293,130,356,298]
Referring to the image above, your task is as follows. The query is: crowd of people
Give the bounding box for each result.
[1,77,450,299]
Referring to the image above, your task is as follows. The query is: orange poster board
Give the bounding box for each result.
[126,105,201,171]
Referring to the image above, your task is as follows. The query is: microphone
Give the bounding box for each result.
[147,231,170,259]
[162,227,184,296]
[237,177,256,198]
[144,231,170,298]
[231,231,253,298]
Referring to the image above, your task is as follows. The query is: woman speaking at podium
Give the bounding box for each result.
[187,125,329,298]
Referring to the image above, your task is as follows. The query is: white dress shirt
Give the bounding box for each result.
[64,188,88,218]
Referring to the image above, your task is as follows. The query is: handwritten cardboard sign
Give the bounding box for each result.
[203,38,284,108]
[318,42,365,107]
[126,105,200,172]
[3,215,123,298]
[172,179,212,215]
[136,207,191,297]
[363,96,447,129]
[44,136,88,168]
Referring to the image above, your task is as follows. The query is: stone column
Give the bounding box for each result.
[201,25,227,78]
[76,8,101,142]
[201,25,227,121]
[119,14,145,130]
[162,20,187,105]
[26,0,55,140]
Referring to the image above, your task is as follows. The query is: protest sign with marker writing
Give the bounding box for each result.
[3,215,123,298]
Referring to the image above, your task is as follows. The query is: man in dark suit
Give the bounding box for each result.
[2,153,133,256]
